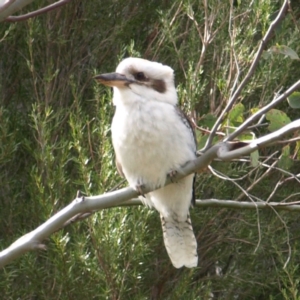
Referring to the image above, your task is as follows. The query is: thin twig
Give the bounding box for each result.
[278,137,300,144]
[235,153,279,201]
[203,0,289,150]
[228,0,240,101]
[218,119,300,160]
[117,199,300,211]
[226,81,300,141]
[209,166,262,253]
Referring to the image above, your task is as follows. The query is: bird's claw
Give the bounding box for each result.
[168,169,178,183]
[135,184,146,197]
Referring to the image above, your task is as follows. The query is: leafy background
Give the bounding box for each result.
[1,0,300,299]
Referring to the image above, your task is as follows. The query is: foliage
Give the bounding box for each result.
[1,0,300,299]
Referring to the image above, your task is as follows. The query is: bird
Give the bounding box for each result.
[95,57,198,268]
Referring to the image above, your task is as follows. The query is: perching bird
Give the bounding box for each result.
[95,57,198,268]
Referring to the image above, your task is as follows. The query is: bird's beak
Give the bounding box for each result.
[94,73,134,88]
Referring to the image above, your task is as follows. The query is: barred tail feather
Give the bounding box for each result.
[161,214,198,268]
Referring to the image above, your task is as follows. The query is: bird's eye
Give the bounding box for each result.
[135,72,147,81]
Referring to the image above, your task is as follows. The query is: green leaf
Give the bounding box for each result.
[295,141,300,160]
[287,92,300,109]
[278,145,293,170]
[228,103,245,124]
[262,50,272,60]
[239,132,256,141]
[265,109,291,132]
[250,150,259,167]
[250,107,260,114]
[200,114,217,130]
[196,132,205,149]
[196,133,219,149]
[268,45,299,60]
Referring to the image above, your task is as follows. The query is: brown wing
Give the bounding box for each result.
[175,107,197,147]
[175,107,197,207]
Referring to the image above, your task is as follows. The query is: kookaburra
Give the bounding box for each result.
[95,57,198,268]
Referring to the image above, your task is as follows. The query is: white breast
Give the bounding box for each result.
[111,96,195,191]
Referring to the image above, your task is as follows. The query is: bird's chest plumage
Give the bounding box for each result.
[111,100,191,189]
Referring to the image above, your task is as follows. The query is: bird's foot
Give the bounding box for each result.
[168,169,178,183]
[135,183,146,197]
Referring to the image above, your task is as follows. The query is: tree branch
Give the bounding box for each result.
[0,144,217,268]
[4,0,71,22]
[1,118,300,268]
[0,0,17,14]
[203,0,289,150]
[225,80,300,141]
[220,119,300,160]
[119,199,300,212]
[0,0,35,21]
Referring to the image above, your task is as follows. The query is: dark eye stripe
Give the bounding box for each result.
[135,72,147,81]
[151,79,166,93]
[131,70,166,94]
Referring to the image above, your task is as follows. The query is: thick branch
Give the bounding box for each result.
[0,0,17,14]
[220,119,300,160]
[0,145,218,268]
[0,0,35,21]
[1,120,299,268]
[4,0,71,22]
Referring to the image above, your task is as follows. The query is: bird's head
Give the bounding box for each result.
[95,57,177,106]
